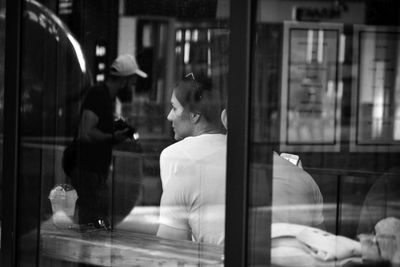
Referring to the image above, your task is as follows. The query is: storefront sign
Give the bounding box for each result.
[295,6,342,22]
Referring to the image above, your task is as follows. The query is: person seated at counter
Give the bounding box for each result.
[156,75,323,245]
[271,151,324,228]
[221,108,325,229]
[157,73,227,245]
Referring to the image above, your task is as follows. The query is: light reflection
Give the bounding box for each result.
[317,30,324,63]
[338,81,343,103]
[339,34,346,63]
[25,0,88,74]
[95,44,106,57]
[207,47,211,76]
[394,107,400,140]
[184,42,190,64]
[115,97,122,118]
[96,73,105,82]
[98,63,105,70]
[176,30,182,42]
[307,29,314,63]
[327,80,335,98]
[372,61,385,139]
[67,33,87,73]
[192,29,199,42]
[185,29,191,41]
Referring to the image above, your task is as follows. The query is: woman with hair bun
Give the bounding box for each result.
[157,73,226,245]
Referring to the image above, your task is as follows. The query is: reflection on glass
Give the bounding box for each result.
[271,152,324,228]
[15,0,229,266]
[281,23,342,152]
[17,0,91,265]
[251,1,400,266]
[352,28,400,150]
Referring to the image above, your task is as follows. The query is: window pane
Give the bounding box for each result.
[249,1,400,266]
[17,0,229,266]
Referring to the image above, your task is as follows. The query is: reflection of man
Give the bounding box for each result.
[222,108,324,228]
[72,54,147,228]
[272,152,324,228]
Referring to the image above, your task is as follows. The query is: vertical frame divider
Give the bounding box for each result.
[225,0,257,265]
[2,0,22,266]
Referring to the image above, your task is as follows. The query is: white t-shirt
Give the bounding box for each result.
[272,152,324,227]
[159,134,227,245]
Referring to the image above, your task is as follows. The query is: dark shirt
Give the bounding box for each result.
[76,83,113,175]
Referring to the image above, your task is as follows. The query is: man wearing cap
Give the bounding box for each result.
[71,54,147,228]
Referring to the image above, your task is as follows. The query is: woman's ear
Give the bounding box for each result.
[190,112,201,123]
[221,109,227,130]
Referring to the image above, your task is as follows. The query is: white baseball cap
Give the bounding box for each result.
[110,54,148,78]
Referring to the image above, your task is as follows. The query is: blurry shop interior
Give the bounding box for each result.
[1,0,400,266]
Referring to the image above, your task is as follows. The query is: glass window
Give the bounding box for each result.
[16,0,229,266]
[249,0,400,266]
[8,0,400,266]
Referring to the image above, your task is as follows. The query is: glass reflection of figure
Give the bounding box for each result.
[72,55,147,228]
[223,108,324,229]
[157,73,226,245]
[271,152,324,228]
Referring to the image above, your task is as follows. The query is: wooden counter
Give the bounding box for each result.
[40,222,224,267]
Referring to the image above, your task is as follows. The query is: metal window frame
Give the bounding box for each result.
[2,0,23,266]
[225,0,266,266]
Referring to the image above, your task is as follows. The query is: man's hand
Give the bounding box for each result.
[112,128,130,144]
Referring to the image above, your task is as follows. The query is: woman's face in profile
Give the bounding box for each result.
[167,90,193,140]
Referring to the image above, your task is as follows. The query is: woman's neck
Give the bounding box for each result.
[193,124,224,136]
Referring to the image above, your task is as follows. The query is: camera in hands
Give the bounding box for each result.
[113,117,139,141]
